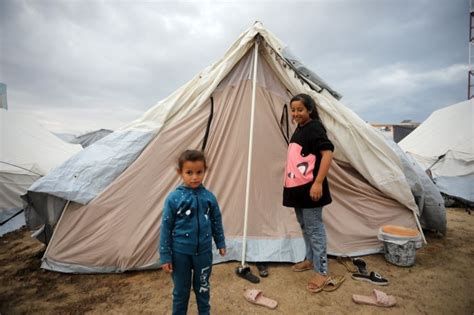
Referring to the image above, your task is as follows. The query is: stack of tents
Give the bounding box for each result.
[24,22,446,273]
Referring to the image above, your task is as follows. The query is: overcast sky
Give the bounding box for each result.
[0,0,468,134]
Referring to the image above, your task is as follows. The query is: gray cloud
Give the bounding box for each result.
[0,0,468,133]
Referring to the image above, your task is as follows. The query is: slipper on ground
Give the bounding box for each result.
[352,289,397,307]
[336,257,358,273]
[292,260,313,272]
[323,275,346,292]
[352,258,368,275]
[244,289,278,309]
[307,273,329,293]
[256,262,269,277]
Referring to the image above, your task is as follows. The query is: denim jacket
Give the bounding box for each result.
[159,184,226,264]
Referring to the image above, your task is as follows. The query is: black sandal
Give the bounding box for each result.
[256,262,269,277]
[235,265,260,283]
[352,258,368,275]
[351,271,389,285]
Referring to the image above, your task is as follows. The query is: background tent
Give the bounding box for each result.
[55,129,113,148]
[0,110,82,236]
[25,23,444,273]
[399,100,474,205]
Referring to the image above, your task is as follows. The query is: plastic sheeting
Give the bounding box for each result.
[28,130,154,204]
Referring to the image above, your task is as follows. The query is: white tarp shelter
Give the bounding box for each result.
[399,100,474,204]
[0,110,82,235]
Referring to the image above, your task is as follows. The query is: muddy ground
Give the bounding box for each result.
[1,208,473,314]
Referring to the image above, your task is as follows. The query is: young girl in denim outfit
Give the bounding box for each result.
[160,150,226,315]
[283,94,334,282]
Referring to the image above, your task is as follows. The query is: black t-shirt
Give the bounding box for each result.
[283,119,334,208]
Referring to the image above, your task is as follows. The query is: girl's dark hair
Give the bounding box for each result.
[290,93,321,120]
[178,150,207,170]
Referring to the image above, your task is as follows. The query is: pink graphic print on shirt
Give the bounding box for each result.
[284,143,316,188]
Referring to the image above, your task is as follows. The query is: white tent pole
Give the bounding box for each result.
[241,38,259,267]
[413,212,427,245]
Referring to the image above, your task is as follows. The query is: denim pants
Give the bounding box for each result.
[295,207,328,275]
[171,251,213,315]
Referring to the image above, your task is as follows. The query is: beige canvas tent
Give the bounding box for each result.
[25,22,435,273]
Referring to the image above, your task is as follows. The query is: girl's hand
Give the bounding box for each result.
[162,263,173,273]
[310,182,323,201]
[219,248,227,256]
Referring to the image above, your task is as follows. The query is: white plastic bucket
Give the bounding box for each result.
[378,226,422,267]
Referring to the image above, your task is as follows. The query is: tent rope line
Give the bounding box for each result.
[0,209,24,226]
[0,161,43,176]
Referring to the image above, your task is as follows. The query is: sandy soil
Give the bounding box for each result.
[1,207,473,314]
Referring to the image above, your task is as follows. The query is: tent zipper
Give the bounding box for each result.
[195,192,200,255]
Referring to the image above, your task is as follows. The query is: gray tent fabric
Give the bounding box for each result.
[27,130,154,205]
[54,132,76,143]
[282,48,343,100]
[427,150,474,205]
[56,129,113,148]
[23,193,68,243]
[384,138,446,234]
[75,129,113,148]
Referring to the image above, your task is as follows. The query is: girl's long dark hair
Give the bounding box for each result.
[290,93,321,121]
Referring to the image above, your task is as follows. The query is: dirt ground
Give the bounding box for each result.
[1,207,473,314]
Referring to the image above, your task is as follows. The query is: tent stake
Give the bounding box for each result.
[241,37,260,267]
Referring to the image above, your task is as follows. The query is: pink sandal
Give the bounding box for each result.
[243,289,278,309]
[353,289,397,307]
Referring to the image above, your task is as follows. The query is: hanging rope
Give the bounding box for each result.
[201,96,214,152]
[279,104,290,144]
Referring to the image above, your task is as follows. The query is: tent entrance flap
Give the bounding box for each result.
[241,38,260,267]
